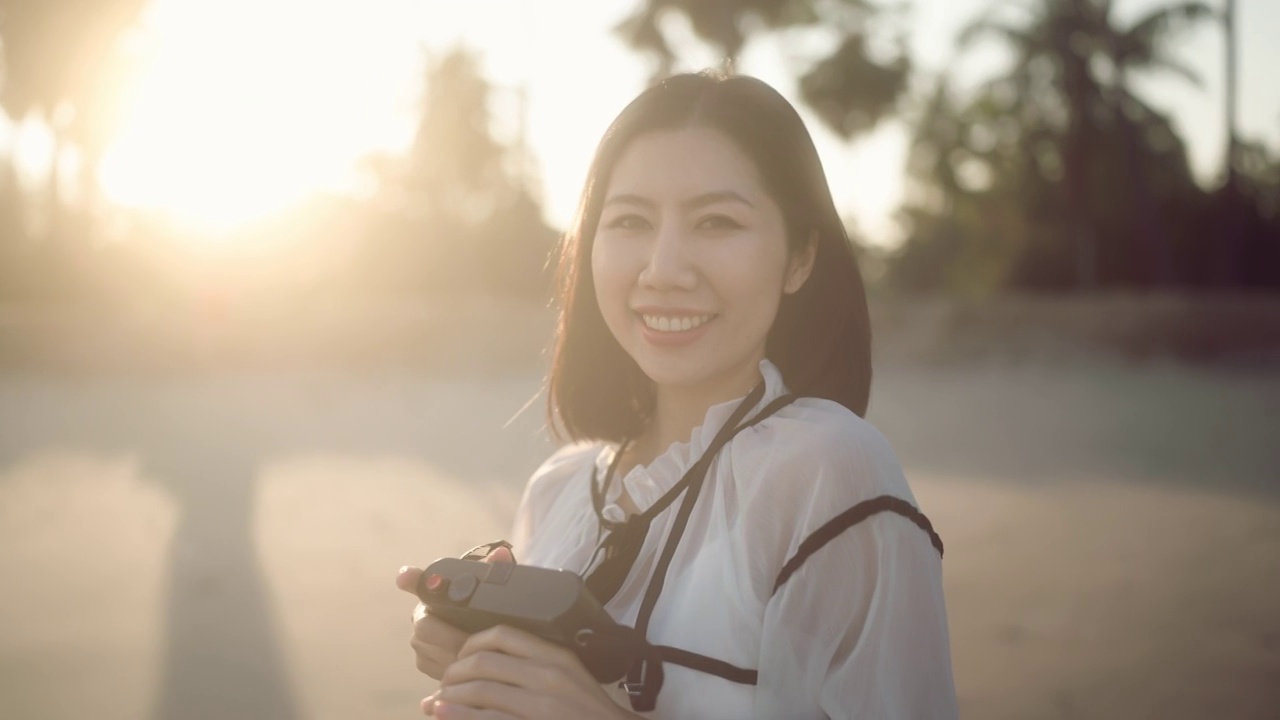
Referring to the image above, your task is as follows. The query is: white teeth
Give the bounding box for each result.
[641,314,713,332]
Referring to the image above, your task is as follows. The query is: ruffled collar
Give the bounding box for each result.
[593,358,792,523]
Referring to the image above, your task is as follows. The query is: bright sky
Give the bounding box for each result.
[0,0,1276,246]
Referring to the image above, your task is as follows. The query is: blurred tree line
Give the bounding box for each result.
[0,0,557,307]
[891,0,1280,293]
[348,48,559,300]
[0,0,1277,308]
[0,0,148,303]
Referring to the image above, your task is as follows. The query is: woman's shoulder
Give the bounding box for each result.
[511,441,605,550]
[529,440,599,479]
[729,396,914,507]
[772,396,894,450]
[528,441,603,490]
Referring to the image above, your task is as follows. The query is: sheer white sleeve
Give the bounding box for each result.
[739,405,959,719]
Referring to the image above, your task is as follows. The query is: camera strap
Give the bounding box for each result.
[580,382,947,712]
[583,381,799,711]
[620,494,944,711]
[584,381,774,604]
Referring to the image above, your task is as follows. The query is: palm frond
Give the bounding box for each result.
[956,0,1039,48]
[957,16,1031,52]
[1123,1,1215,56]
[1145,53,1204,88]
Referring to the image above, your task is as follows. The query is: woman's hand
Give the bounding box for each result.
[423,624,642,720]
[395,547,517,679]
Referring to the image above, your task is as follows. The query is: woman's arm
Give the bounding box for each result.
[754,511,958,719]
[734,405,958,719]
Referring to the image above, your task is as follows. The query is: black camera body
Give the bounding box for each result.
[416,557,639,682]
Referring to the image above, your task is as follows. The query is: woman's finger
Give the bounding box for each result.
[431,700,520,720]
[410,636,456,679]
[415,611,469,655]
[442,650,568,694]
[457,625,578,669]
[482,546,516,564]
[397,565,424,594]
[436,681,538,719]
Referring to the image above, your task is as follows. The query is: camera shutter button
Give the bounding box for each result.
[448,573,479,603]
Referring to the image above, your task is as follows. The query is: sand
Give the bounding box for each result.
[0,358,1277,719]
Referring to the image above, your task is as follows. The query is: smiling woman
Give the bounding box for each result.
[96,0,424,236]
[398,71,958,720]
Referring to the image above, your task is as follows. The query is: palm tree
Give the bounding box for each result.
[614,0,910,140]
[1101,0,1214,285]
[959,0,1212,288]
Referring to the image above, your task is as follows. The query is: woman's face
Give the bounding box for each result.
[591,126,813,401]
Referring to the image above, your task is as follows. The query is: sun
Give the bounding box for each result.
[88,0,912,248]
[98,0,422,237]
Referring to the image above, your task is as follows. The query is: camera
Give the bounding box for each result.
[415,557,640,683]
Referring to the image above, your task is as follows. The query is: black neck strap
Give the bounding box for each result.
[584,383,773,605]
[588,383,796,712]
[633,389,795,635]
[591,381,767,527]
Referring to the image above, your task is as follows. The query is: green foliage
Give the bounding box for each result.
[887,0,1280,293]
[615,0,910,139]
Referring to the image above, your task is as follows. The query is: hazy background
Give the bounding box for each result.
[0,1,1278,719]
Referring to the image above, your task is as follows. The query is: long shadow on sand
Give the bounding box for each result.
[145,437,298,720]
[0,370,549,720]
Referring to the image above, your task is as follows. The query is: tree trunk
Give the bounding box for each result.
[1116,93,1176,286]
[1063,102,1098,290]
[1062,0,1099,290]
[1217,0,1241,286]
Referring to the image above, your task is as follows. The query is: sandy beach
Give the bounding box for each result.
[0,332,1277,719]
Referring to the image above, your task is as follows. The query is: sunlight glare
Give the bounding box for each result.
[99,0,421,237]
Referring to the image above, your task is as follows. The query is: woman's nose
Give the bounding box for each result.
[639,223,697,290]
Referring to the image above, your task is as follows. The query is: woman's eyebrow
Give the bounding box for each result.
[602,193,655,209]
[684,191,753,210]
[602,191,754,210]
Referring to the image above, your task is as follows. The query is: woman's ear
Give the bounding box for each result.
[784,231,818,294]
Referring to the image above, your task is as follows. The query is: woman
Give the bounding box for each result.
[396,71,958,719]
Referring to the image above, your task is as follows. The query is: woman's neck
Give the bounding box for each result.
[628,361,766,470]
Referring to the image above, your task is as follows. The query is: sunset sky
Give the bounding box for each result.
[0,0,1276,246]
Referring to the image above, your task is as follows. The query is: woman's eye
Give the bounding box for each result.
[697,214,743,231]
[606,214,650,231]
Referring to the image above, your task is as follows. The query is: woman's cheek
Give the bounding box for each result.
[591,241,632,326]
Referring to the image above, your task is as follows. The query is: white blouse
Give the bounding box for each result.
[511,360,959,719]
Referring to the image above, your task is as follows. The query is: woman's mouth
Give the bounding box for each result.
[639,313,715,333]
[634,311,717,347]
